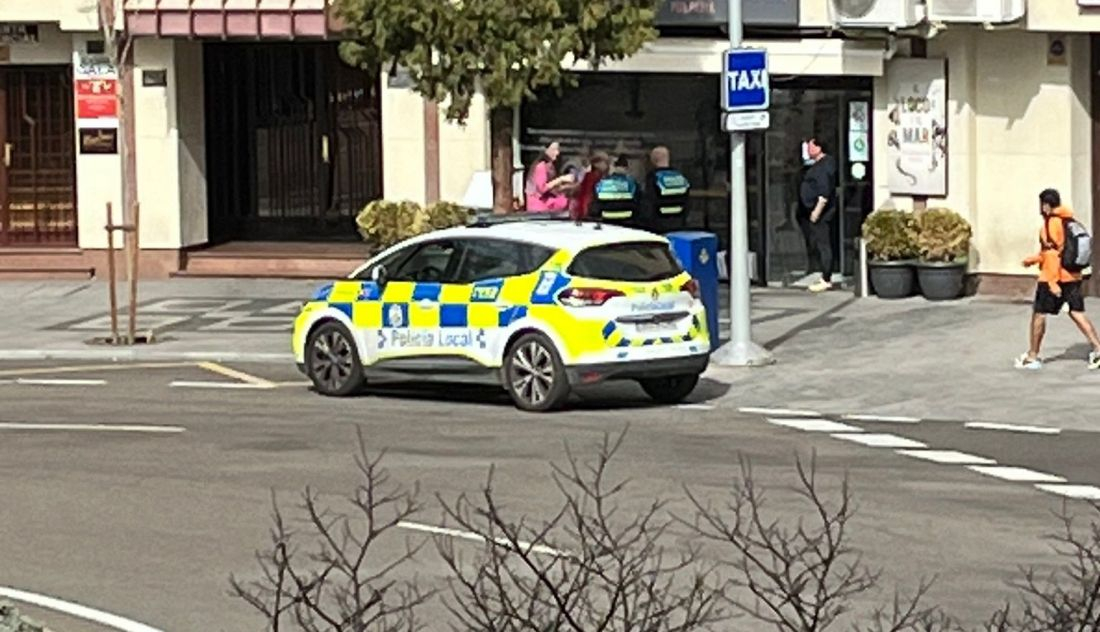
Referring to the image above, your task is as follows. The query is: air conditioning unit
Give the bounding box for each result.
[831,0,926,29]
[927,0,1025,23]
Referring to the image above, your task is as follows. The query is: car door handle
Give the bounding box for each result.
[416,299,437,309]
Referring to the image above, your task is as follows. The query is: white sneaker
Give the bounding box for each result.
[1015,354,1042,370]
[808,280,833,293]
[1088,351,1100,370]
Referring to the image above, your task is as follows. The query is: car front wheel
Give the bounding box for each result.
[504,333,570,412]
[306,321,365,396]
[638,373,700,405]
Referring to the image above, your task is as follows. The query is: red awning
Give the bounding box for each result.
[123,0,345,38]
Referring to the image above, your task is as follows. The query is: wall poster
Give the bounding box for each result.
[73,49,119,130]
[886,58,948,197]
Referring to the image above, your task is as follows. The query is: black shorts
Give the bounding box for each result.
[1034,281,1085,315]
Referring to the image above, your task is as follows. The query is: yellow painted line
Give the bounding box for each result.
[197,361,276,388]
[0,362,194,378]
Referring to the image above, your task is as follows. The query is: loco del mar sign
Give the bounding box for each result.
[886,58,948,197]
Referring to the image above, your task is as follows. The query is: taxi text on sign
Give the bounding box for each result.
[722,48,769,112]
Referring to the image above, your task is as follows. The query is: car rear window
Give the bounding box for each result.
[567,242,683,282]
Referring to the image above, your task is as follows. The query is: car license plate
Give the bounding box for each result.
[637,321,676,333]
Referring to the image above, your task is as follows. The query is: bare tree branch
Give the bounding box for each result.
[230,425,431,631]
[434,427,727,631]
[990,501,1100,632]
[683,451,948,632]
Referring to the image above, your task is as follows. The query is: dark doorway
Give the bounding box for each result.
[0,66,77,246]
[203,43,382,243]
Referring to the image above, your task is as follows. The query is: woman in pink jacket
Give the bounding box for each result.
[524,142,572,212]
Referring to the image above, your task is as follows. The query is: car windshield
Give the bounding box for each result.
[567,242,683,282]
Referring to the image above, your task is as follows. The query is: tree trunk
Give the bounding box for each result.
[490,106,514,214]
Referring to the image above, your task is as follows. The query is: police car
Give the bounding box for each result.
[292,218,710,411]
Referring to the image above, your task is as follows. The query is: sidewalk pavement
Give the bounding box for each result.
[3,278,1097,431]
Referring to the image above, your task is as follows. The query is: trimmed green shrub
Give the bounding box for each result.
[914,208,972,263]
[861,209,917,261]
[355,200,473,250]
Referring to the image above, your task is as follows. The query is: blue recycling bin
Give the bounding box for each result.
[667,231,720,352]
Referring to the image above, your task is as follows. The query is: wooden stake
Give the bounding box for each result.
[127,201,140,344]
[105,202,119,342]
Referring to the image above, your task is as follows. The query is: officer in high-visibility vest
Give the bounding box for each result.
[642,146,691,234]
[591,155,641,225]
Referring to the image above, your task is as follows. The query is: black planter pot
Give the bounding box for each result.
[868,260,916,299]
[917,260,968,301]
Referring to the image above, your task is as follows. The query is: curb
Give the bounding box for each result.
[0,349,294,363]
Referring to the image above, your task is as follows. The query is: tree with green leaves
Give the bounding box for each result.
[336,0,659,212]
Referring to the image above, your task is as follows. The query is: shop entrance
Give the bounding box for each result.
[520,72,873,286]
[762,77,873,286]
[203,43,382,243]
[0,66,77,246]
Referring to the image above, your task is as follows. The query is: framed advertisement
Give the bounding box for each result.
[885,58,948,197]
[80,128,118,154]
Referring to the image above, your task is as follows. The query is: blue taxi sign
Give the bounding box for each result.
[722,48,769,112]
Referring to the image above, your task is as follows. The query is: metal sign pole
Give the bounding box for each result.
[716,0,773,367]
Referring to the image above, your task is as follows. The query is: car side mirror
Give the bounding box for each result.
[370,264,388,286]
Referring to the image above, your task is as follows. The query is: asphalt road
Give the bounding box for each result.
[0,360,1097,631]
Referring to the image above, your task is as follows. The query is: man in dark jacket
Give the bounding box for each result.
[798,137,838,292]
[642,146,690,233]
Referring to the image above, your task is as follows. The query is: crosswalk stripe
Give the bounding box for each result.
[895,449,996,465]
[842,414,921,424]
[1035,484,1100,501]
[766,418,863,433]
[743,407,821,417]
[965,422,1060,435]
[966,465,1066,484]
[831,433,927,449]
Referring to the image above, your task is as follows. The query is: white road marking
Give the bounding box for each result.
[0,423,184,434]
[742,407,821,417]
[965,422,1061,435]
[13,378,106,386]
[1035,484,1100,501]
[676,404,715,411]
[0,361,193,378]
[831,433,928,449]
[0,379,13,385]
[397,521,568,557]
[896,449,996,465]
[170,380,273,390]
[197,361,276,388]
[0,586,164,632]
[842,414,921,424]
[967,465,1067,484]
[766,418,864,433]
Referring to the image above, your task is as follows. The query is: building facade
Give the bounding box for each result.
[0,0,488,277]
[0,0,1098,293]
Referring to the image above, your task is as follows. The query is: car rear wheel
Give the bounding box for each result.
[504,333,570,412]
[638,373,700,405]
[306,321,365,397]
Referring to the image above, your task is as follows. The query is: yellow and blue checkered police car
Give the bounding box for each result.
[292,218,711,411]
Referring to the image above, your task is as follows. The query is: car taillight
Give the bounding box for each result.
[681,279,700,299]
[558,287,625,307]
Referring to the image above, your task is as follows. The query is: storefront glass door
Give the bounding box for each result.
[762,80,873,286]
